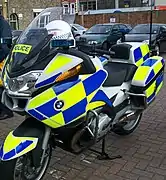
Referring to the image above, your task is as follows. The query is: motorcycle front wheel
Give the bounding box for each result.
[0,143,52,180]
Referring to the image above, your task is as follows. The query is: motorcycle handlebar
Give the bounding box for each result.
[77,44,115,56]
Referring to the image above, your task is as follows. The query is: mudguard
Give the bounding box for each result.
[0,118,45,167]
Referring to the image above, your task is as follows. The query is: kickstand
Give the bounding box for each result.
[89,137,122,160]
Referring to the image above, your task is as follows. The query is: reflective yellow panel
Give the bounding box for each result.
[58,82,86,111]
[27,88,56,110]
[45,55,72,75]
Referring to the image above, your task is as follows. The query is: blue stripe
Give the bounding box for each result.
[145,70,155,85]
[35,73,62,89]
[3,149,15,160]
[134,48,142,62]
[28,109,45,121]
[83,70,107,96]
[0,144,3,159]
[156,73,164,87]
[99,56,107,62]
[161,58,165,66]
[36,98,59,118]
[143,53,150,61]
[142,59,157,67]
[90,90,112,107]
[16,140,33,154]
[147,92,155,103]
[63,98,87,124]
[53,78,81,95]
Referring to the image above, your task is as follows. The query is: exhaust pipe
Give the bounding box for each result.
[119,111,141,123]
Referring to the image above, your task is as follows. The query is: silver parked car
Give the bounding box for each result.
[71,24,87,38]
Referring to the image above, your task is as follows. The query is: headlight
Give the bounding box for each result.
[143,40,149,45]
[5,71,42,95]
[88,41,98,45]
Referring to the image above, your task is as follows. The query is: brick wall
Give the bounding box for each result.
[75,10,166,28]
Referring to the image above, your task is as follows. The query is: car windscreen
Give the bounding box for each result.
[85,25,112,34]
[129,24,159,34]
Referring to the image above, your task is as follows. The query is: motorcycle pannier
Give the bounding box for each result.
[130,56,165,108]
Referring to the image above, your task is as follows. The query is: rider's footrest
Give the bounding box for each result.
[130,56,165,107]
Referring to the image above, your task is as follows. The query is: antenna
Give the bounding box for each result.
[149,0,153,52]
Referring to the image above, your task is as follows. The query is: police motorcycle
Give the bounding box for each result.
[0,7,165,180]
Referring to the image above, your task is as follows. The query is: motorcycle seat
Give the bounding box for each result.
[103,62,137,87]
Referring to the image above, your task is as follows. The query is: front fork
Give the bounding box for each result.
[40,126,51,165]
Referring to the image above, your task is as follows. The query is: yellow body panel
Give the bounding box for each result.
[59,82,86,111]
[45,55,72,75]
[153,61,163,75]
[133,66,150,81]
[27,88,56,109]
[145,81,156,97]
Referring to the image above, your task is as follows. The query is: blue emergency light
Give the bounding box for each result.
[51,39,74,48]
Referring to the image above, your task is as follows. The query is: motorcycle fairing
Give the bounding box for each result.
[0,131,38,161]
[35,53,83,89]
[26,69,112,128]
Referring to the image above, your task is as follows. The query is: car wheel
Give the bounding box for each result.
[155,44,160,56]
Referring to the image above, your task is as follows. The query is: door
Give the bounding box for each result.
[107,25,123,46]
[159,25,166,53]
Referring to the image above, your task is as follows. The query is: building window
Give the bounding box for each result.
[70,3,75,14]
[63,4,69,14]
[80,1,96,11]
[37,14,50,28]
[34,12,40,18]
[10,13,19,30]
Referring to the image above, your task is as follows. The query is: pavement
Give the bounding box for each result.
[1,55,166,180]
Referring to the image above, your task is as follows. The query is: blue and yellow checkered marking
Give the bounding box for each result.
[134,44,150,66]
[146,72,164,104]
[133,57,164,85]
[26,70,112,128]
[132,56,165,104]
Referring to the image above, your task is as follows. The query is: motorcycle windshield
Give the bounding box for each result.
[7,7,75,74]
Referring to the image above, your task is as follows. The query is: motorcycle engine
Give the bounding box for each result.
[89,113,112,140]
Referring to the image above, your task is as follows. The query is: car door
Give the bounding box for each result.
[159,25,166,52]
[107,25,122,46]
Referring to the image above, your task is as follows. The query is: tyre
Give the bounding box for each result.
[0,143,52,180]
[155,44,160,56]
[113,113,142,136]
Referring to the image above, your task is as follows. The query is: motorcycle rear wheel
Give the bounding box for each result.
[113,113,142,136]
[0,144,52,180]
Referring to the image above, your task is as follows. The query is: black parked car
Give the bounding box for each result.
[78,23,131,50]
[121,23,166,55]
